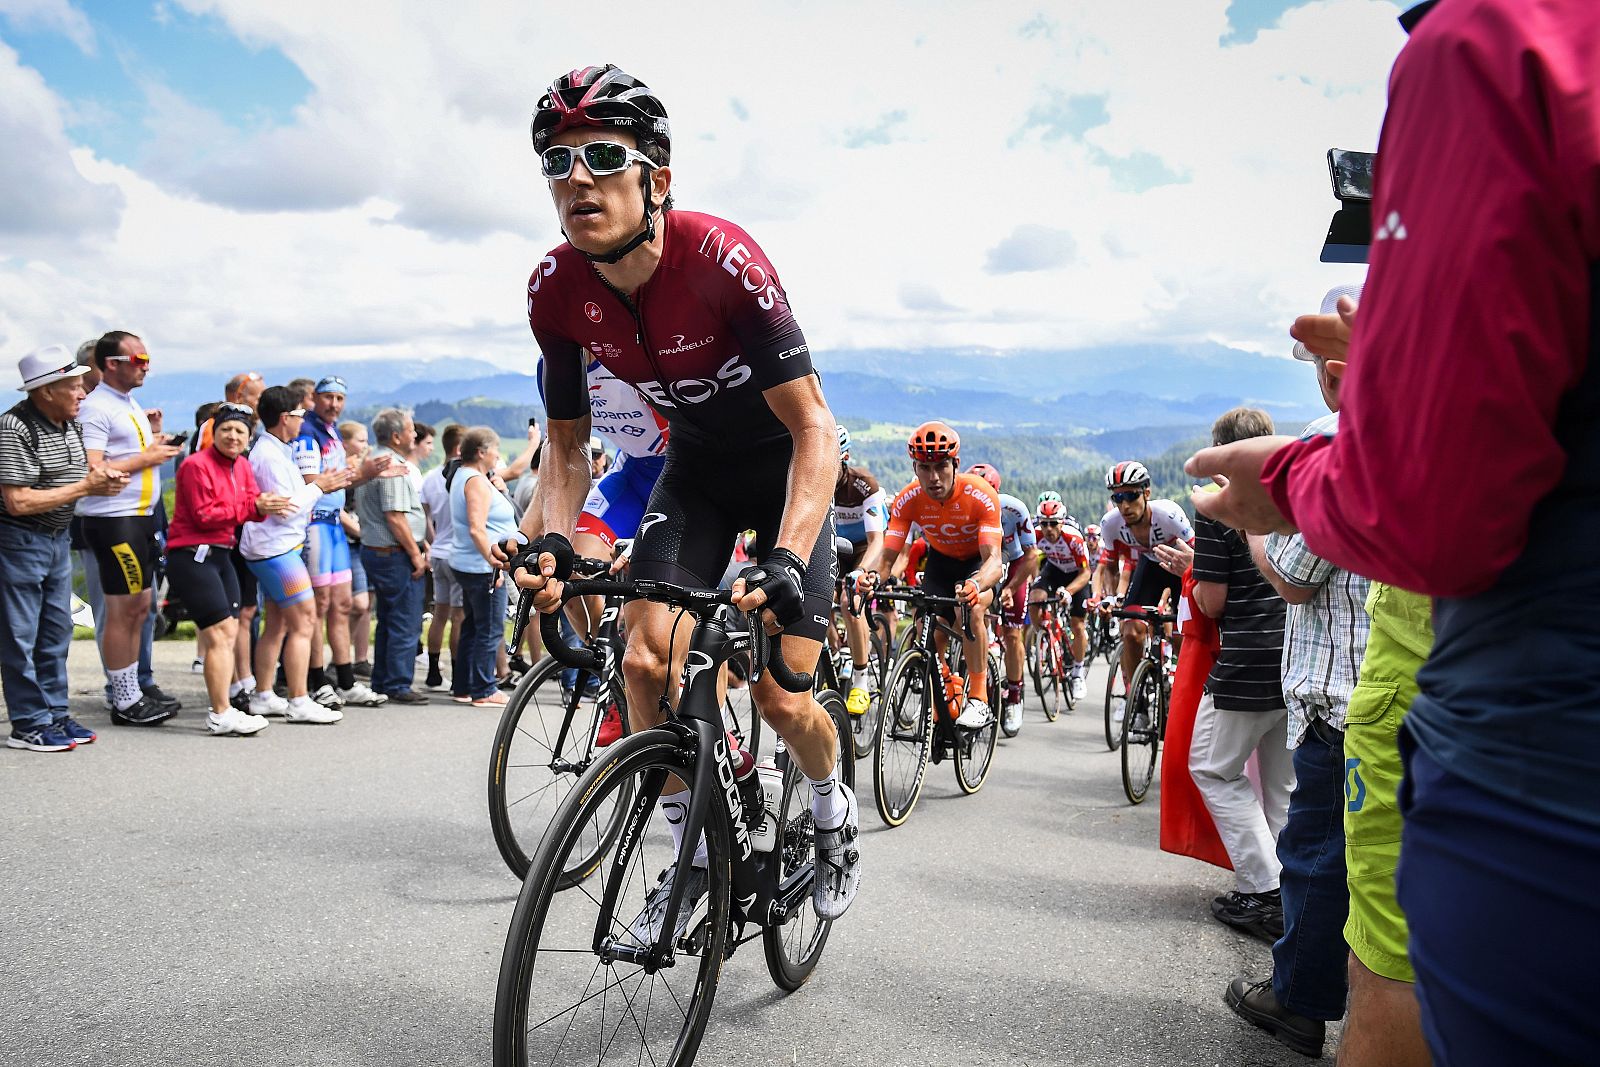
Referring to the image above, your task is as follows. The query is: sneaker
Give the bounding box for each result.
[285,696,342,724]
[845,686,872,717]
[384,689,429,705]
[1224,976,1326,1057]
[191,657,205,674]
[207,708,269,736]
[310,683,346,709]
[142,683,182,714]
[249,691,290,717]
[111,696,175,727]
[597,702,623,746]
[472,691,510,708]
[1070,675,1087,702]
[624,864,709,949]
[424,670,445,691]
[229,689,253,714]
[1000,697,1023,736]
[53,715,97,745]
[813,783,862,921]
[1111,695,1126,726]
[336,682,388,707]
[352,660,372,679]
[954,697,992,730]
[1211,889,1285,943]
[7,725,76,752]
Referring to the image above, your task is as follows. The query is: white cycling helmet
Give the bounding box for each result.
[836,424,851,460]
[1106,461,1151,490]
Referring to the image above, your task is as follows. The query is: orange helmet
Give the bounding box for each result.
[908,421,960,462]
[966,463,1001,492]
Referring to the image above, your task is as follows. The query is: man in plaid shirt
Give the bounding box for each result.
[1222,291,1372,1059]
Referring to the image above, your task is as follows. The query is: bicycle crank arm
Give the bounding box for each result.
[766,862,815,926]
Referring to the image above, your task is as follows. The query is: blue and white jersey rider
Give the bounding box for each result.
[539,354,669,547]
[998,492,1036,563]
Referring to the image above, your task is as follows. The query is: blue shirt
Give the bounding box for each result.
[449,468,518,574]
[293,410,346,519]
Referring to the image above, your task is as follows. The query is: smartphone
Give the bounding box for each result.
[528,417,539,429]
[1327,149,1375,204]
[1321,148,1376,264]
[167,431,190,449]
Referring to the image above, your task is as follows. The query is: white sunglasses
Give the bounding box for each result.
[540,141,652,180]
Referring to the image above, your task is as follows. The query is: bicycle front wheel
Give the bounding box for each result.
[487,656,632,883]
[1120,661,1161,805]
[848,627,889,760]
[493,729,730,1067]
[954,649,1002,794]
[873,649,933,828]
[1103,659,1127,751]
[1041,630,1064,723]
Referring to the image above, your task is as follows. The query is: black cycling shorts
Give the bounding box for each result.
[630,436,837,642]
[80,514,160,596]
[231,545,258,605]
[165,545,242,629]
[1034,563,1090,618]
[921,546,981,621]
[1126,555,1182,610]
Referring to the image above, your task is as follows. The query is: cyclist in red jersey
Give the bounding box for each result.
[858,422,1004,729]
[513,65,859,924]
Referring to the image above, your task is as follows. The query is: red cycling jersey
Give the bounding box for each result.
[529,210,812,447]
[884,474,1003,560]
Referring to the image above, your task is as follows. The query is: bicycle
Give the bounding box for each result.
[1110,607,1178,805]
[493,563,855,1066]
[824,577,891,760]
[988,610,1023,739]
[1026,592,1074,723]
[868,587,1002,828]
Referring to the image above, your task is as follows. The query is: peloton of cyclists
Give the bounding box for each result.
[1030,498,1093,701]
[1091,461,1194,725]
[514,64,860,927]
[858,422,1004,730]
[833,425,888,718]
[966,463,1037,725]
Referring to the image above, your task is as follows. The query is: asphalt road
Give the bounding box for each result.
[3,640,1333,1067]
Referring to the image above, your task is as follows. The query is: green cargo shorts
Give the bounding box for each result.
[1343,584,1432,983]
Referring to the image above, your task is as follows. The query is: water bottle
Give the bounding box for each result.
[747,761,784,853]
[940,661,965,716]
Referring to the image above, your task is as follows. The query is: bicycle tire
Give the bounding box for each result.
[1103,658,1127,751]
[1041,630,1064,723]
[1025,623,1043,702]
[487,655,632,884]
[848,628,889,761]
[492,729,729,1067]
[1120,660,1160,805]
[872,648,933,828]
[956,651,1001,793]
[763,691,854,990]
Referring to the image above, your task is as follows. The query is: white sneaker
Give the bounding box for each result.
[285,696,342,724]
[207,708,268,736]
[249,691,289,717]
[191,658,205,674]
[1070,676,1087,701]
[336,682,388,707]
[310,683,346,709]
[955,697,992,730]
[1111,695,1126,725]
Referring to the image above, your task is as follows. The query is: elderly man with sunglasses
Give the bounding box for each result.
[76,331,185,726]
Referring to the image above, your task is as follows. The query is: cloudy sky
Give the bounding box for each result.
[0,0,1403,376]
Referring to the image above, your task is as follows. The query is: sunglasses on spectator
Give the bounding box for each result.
[109,354,150,366]
[540,141,653,180]
[286,408,306,418]
[315,375,346,393]
[1110,491,1144,504]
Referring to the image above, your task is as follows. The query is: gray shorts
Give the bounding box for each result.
[430,556,463,609]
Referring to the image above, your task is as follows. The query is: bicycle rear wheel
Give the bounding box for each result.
[872,649,932,828]
[764,691,854,990]
[493,730,729,1067]
[1103,659,1127,751]
[1041,629,1065,723]
[1120,661,1160,805]
[488,656,632,883]
[848,628,888,760]
[955,649,1002,794]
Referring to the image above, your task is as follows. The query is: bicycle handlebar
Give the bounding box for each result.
[1110,607,1179,626]
[870,586,977,640]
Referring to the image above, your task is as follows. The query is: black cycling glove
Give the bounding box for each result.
[741,548,807,628]
[512,531,574,582]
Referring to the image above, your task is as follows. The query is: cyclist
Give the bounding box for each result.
[515,65,859,927]
[967,463,1036,715]
[1092,460,1194,724]
[858,423,1004,729]
[1083,522,1102,563]
[833,425,886,717]
[1030,498,1092,700]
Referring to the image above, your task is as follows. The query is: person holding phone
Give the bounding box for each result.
[165,403,294,734]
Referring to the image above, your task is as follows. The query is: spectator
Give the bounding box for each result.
[196,371,265,451]
[1187,407,1294,943]
[1218,287,1371,1059]
[165,403,293,735]
[220,373,269,711]
[588,435,609,480]
[240,386,353,724]
[287,377,316,411]
[450,427,518,707]
[421,423,464,691]
[77,331,184,726]
[351,408,429,704]
[294,374,390,710]
[189,402,219,457]
[0,346,126,751]
[407,421,433,494]
[339,420,374,678]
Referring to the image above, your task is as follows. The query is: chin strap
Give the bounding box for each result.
[569,164,660,265]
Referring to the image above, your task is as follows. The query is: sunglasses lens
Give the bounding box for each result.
[583,142,629,174]
[541,146,574,178]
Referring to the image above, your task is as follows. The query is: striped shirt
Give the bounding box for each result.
[76,384,158,517]
[1192,514,1287,712]
[0,400,87,533]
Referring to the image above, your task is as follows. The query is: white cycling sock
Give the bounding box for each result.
[807,769,847,828]
[660,789,709,867]
[109,665,141,711]
[230,676,255,698]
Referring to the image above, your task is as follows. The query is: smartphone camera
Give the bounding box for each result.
[1321,148,1375,264]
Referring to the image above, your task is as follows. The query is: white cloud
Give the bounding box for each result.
[0,0,1403,373]
[0,0,94,53]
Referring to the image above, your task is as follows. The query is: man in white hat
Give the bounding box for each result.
[0,346,128,751]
